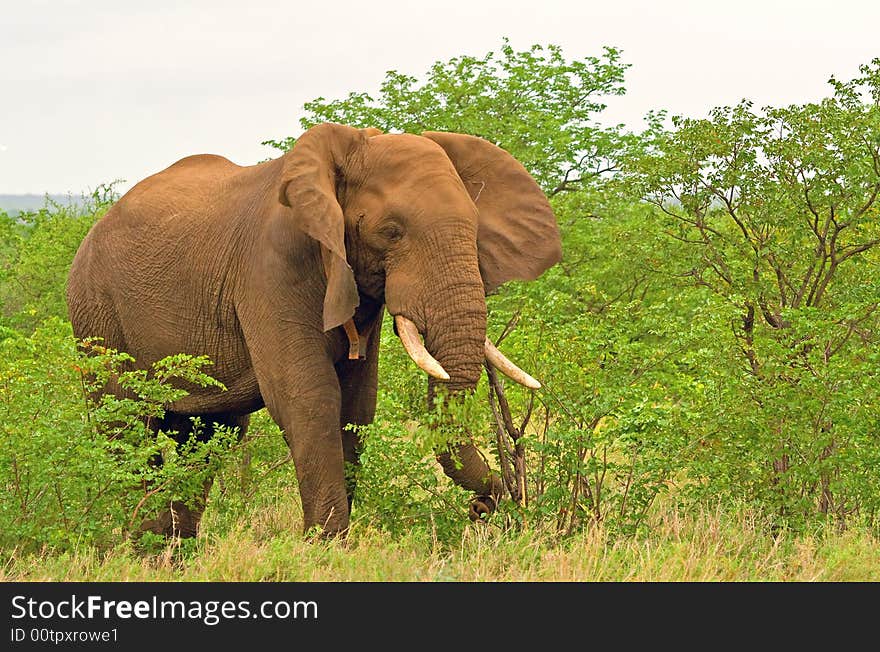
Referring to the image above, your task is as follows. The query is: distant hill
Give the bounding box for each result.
[0,194,83,216]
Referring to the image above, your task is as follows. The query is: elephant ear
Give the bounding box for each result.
[278,123,376,331]
[422,131,562,294]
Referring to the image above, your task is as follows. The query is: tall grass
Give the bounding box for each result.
[5,502,878,582]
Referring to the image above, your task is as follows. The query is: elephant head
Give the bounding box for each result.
[278,123,561,516]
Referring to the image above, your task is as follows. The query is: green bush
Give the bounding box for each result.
[0,184,118,333]
[0,319,241,553]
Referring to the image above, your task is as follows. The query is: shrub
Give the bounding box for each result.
[0,319,240,553]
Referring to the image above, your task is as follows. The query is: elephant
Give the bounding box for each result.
[65,122,562,538]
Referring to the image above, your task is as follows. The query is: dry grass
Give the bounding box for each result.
[3,500,879,582]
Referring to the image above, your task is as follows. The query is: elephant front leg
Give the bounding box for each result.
[289,393,350,537]
[263,373,350,538]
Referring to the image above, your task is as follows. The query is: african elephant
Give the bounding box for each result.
[65,123,561,538]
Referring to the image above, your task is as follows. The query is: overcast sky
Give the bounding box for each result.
[1,0,878,195]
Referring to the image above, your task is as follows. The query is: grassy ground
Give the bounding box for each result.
[4,500,879,582]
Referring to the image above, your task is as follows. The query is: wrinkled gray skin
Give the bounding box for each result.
[66,123,561,537]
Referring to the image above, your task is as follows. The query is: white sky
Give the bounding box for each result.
[1,0,878,194]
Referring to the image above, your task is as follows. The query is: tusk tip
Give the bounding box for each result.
[484,337,543,390]
[395,314,450,380]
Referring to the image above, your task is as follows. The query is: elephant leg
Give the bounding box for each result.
[257,351,349,537]
[336,311,382,509]
[139,412,249,538]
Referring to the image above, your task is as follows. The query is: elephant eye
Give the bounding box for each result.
[380,222,404,242]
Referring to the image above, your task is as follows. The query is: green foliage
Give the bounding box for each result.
[340,314,473,541]
[0,183,120,332]
[206,408,298,536]
[623,58,880,528]
[0,320,240,553]
[263,38,635,196]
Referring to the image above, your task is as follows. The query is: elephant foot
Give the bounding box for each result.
[305,524,349,542]
[468,494,497,521]
[139,500,203,539]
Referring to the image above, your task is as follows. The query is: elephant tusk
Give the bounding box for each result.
[394,315,450,381]
[484,338,541,390]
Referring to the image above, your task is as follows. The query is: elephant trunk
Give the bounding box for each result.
[385,229,506,518]
[421,274,505,519]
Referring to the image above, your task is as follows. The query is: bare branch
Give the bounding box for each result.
[837,238,880,263]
